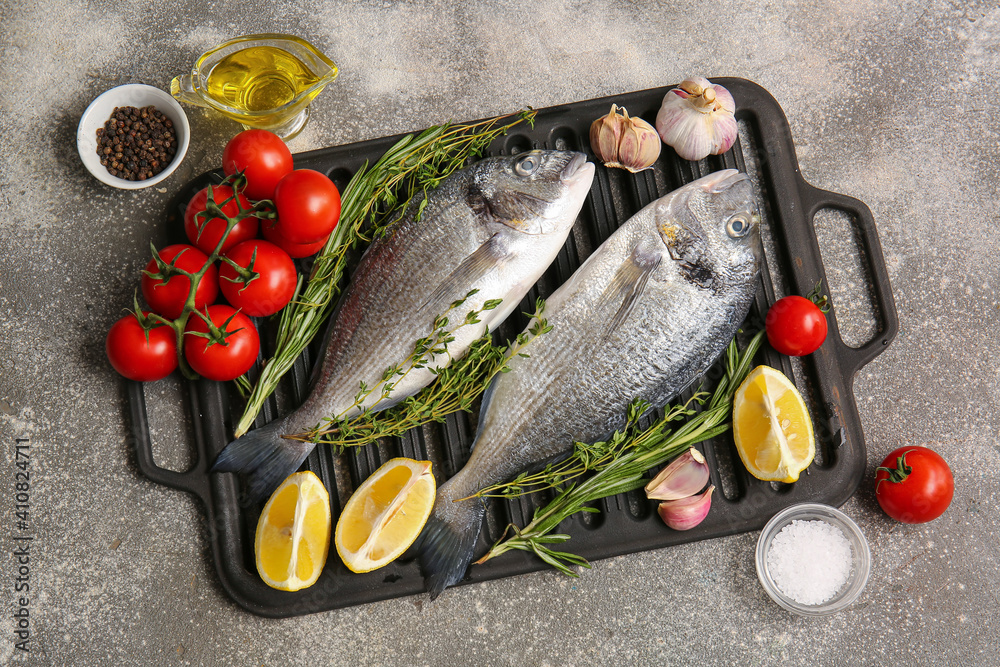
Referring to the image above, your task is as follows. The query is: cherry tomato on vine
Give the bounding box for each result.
[184,184,258,255]
[272,169,341,244]
[105,311,178,381]
[765,295,828,356]
[141,244,218,320]
[222,129,294,202]
[874,446,954,524]
[219,240,297,317]
[261,220,330,258]
[183,304,260,381]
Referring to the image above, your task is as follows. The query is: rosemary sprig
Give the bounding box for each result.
[475,330,764,576]
[234,110,537,437]
[289,299,552,452]
[462,394,705,501]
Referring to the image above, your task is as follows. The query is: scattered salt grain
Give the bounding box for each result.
[766,519,853,605]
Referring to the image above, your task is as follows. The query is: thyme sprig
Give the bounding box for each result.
[287,298,552,453]
[475,331,764,576]
[234,110,537,437]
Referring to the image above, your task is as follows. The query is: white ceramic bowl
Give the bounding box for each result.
[755,502,871,616]
[77,84,190,189]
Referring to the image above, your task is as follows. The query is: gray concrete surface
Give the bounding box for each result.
[1,0,998,665]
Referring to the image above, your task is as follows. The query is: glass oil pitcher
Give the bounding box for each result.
[171,34,338,140]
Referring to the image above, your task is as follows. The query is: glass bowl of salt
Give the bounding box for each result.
[755,503,871,616]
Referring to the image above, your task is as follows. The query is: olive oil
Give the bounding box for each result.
[205,45,320,113]
[171,34,338,139]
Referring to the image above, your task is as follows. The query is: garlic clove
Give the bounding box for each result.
[590,105,623,167]
[658,485,715,531]
[617,113,661,173]
[590,104,661,173]
[644,447,710,500]
[655,77,737,161]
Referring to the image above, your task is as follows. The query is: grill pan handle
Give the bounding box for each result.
[797,183,899,375]
[128,380,211,503]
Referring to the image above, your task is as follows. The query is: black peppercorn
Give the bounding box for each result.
[95,104,178,181]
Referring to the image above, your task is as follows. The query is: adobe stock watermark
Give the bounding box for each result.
[10,437,33,654]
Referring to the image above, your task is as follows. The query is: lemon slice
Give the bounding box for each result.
[255,471,331,591]
[733,365,816,483]
[335,458,436,573]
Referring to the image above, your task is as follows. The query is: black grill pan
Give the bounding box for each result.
[129,79,898,617]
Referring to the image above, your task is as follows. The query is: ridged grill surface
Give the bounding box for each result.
[130,80,897,617]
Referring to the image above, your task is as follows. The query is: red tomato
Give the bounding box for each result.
[222,129,294,201]
[141,244,218,320]
[272,169,341,244]
[765,295,828,356]
[875,446,954,524]
[106,312,178,381]
[219,240,297,317]
[260,220,330,258]
[183,305,260,381]
[184,185,258,255]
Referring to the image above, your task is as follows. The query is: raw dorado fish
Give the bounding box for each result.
[213,150,595,501]
[417,169,761,597]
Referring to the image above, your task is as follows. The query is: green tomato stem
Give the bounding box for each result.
[876,449,914,484]
[143,175,257,381]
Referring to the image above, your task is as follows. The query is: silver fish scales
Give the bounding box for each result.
[417,169,762,597]
[213,150,595,501]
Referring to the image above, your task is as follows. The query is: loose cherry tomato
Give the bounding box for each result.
[765,295,828,356]
[219,240,297,317]
[875,446,954,524]
[272,169,341,244]
[141,244,218,320]
[183,305,260,381]
[260,220,330,258]
[183,184,258,255]
[222,129,294,201]
[105,311,178,381]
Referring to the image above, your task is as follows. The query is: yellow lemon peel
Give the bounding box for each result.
[733,365,816,483]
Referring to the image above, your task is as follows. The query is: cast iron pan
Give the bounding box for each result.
[129,79,898,617]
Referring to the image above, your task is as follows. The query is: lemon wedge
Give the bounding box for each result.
[335,458,436,573]
[255,470,331,591]
[733,365,816,483]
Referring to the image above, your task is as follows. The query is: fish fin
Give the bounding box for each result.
[416,497,486,599]
[594,246,662,339]
[470,378,500,449]
[423,234,510,309]
[211,417,314,503]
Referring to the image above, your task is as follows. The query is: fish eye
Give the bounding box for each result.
[515,154,538,176]
[727,213,752,238]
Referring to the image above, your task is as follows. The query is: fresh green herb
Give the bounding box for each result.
[286,298,552,452]
[474,331,764,576]
[460,395,702,502]
[234,110,537,437]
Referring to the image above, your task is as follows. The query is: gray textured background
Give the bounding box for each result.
[1,0,998,665]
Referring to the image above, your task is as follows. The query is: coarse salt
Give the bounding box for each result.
[766,519,853,605]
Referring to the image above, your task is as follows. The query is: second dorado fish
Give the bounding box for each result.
[417,169,761,597]
[213,150,595,501]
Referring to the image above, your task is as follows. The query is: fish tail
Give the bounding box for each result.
[416,488,486,599]
[211,417,314,503]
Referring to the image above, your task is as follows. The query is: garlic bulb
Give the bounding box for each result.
[655,77,737,161]
[590,104,661,173]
